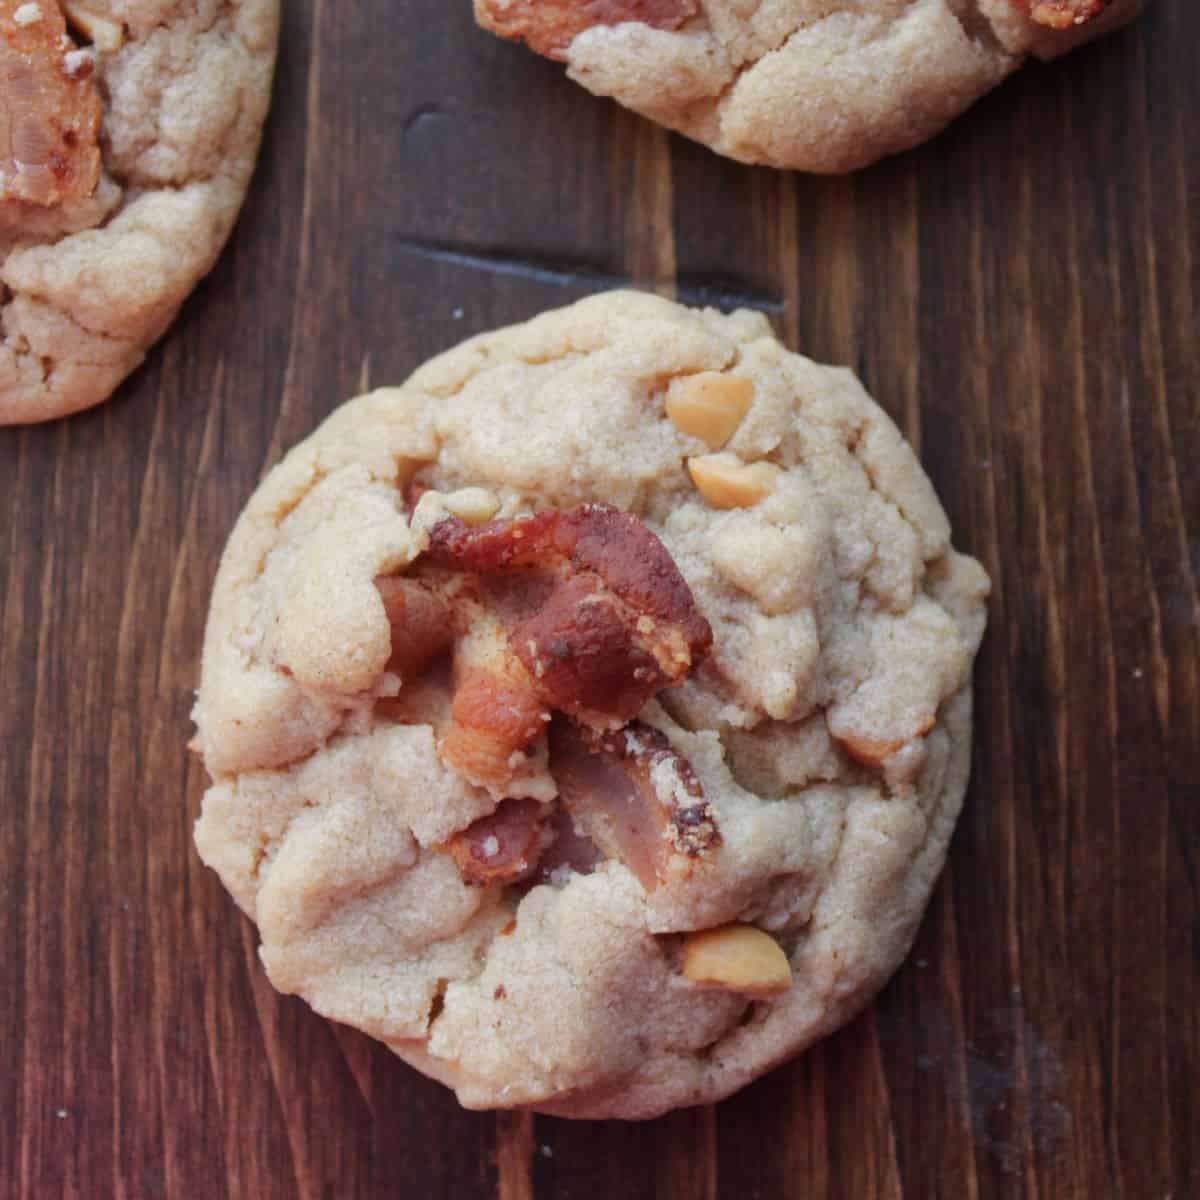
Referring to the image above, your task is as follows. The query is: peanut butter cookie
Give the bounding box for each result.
[193,291,990,1117]
[0,0,279,424]
[475,0,1143,172]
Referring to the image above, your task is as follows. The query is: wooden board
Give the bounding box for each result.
[2,1,1197,1195]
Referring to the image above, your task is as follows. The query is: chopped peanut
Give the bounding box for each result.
[1030,0,1107,30]
[62,0,122,50]
[681,923,793,997]
[441,487,501,526]
[666,373,754,449]
[687,454,780,510]
[833,714,935,768]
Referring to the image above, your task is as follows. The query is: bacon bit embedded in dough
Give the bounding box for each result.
[375,576,455,679]
[449,797,547,886]
[549,717,720,891]
[426,502,711,684]
[376,502,713,886]
[1028,0,1109,28]
[535,805,603,883]
[476,0,698,61]
[439,663,550,793]
[0,0,100,206]
[380,503,710,797]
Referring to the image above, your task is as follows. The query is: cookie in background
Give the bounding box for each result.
[0,0,279,425]
[474,0,1144,172]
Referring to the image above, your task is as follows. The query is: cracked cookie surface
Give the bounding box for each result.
[0,0,279,424]
[192,291,990,1118]
[475,0,1143,172]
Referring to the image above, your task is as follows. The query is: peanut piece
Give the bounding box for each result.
[833,714,935,768]
[687,454,780,510]
[666,373,754,449]
[681,923,793,997]
[442,487,501,526]
[62,1,123,50]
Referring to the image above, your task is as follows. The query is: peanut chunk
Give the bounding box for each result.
[681,923,792,997]
[1029,0,1108,30]
[666,373,754,449]
[61,0,122,50]
[687,454,780,510]
[832,714,935,768]
[441,487,501,526]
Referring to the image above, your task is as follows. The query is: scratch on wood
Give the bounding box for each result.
[391,238,782,313]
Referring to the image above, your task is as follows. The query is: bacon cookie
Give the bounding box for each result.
[192,291,990,1117]
[0,0,278,424]
[474,0,1143,172]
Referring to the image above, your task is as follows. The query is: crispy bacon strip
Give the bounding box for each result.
[394,503,711,795]
[439,659,549,793]
[376,501,714,886]
[476,0,698,62]
[0,0,101,206]
[449,798,546,887]
[1028,0,1109,29]
[549,717,720,891]
[375,576,454,678]
[427,503,711,719]
[534,805,603,883]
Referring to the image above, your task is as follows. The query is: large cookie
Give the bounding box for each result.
[192,292,990,1118]
[0,0,278,424]
[475,0,1143,172]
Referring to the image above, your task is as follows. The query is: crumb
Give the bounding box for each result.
[63,48,94,78]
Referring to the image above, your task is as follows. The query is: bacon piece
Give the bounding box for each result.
[449,798,547,886]
[427,503,711,725]
[549,717,720,891]
[378,502,710,803]
[440,662,549,793]
[375,576,454,678]
[1028,0,1108,28]
[511,574,670,723]
[535,805,603,883]
[476,0,698,62]
[0,0,101,206]
[426,504,710,651]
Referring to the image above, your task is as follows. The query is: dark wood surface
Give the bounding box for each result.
[2,2,1197,1196]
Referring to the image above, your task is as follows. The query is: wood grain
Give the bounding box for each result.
[2,1,1197,1196]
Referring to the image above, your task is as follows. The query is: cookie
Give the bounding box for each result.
[0,0,279,425]
[192,291,990,1118]
[475,0,1143,172]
